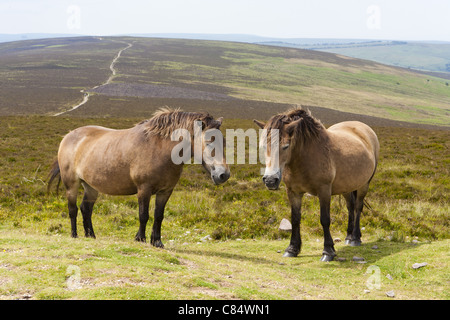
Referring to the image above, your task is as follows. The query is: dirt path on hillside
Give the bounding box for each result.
[53,40,132,116]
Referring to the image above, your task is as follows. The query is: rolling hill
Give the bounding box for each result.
[0,36,449,300]
[0,36,448,126]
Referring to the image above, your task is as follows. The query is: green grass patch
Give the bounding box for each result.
[0,115,448,299]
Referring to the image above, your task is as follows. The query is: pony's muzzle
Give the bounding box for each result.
[211,166,230,185]
[263,171,281,190]
[263,175,280,190]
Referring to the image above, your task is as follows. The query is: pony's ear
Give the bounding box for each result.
[285,118,302,137]
[253,119,265,129]
[207,117,223,129]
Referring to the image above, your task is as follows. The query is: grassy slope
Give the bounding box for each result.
[1,229,448,300]
[0,37,449,299]
[0,37,125,115]
[0,37,449,125]
[319,42,450,73]
[0,116,448,299]
[115,38,450,126]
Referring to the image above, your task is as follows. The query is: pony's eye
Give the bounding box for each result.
[282,144,290,150]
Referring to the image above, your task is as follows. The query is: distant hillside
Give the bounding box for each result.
[3,33,449,74]
[0,33,83,43]
[130,34,450,74]
[0,36,448,126]
[317,42,450,74]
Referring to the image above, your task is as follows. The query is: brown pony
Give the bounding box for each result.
[254,107,379,261]
[48,108,230,247]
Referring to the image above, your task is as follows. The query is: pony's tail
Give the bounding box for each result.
[363,199,373,212]
[47,159,61,196]
[350,191,374,212]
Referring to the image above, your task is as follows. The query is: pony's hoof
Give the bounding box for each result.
[345,239,351,245]
[350,240,362,246]
[151,240,164,248]
[135,236,146,242]
[320,254,335,262]
[283,251,298,258]
[85,231,96,239]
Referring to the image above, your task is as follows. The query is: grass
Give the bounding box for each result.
[0,115,448,299]
[1,37,449,125]
[0,36,448,299]
[112,38,449,125]
[0,229,448,300]
[320,42,450,73]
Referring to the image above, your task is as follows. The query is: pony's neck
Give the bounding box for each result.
[288,128,329,166]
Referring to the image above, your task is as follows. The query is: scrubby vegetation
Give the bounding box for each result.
[0,37,448,299]
[0,116,448,242]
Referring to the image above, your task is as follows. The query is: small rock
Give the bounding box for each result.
[334,237,342,243]
[336,257,346,262]
[385,290,395,298]
[277,250,281,253]
[371,245,379,250]
[364,289,370,294]
[412,262,428,269]
[411,239,419,245]
[279,218,292,231]
[353,256,365,262]
[386,274,393,280]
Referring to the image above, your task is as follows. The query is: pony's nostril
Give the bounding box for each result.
[262,176,267,182]
[219,173,226,181]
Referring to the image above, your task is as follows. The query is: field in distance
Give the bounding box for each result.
[0,36,449,126]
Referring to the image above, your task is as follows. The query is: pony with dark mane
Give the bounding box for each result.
[254,107,379,261]
[48,108,230,247]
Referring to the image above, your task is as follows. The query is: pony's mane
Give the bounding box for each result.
[140,107,217,138]
[266,106,325,146]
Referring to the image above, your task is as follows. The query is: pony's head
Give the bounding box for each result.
[254,106,324,190]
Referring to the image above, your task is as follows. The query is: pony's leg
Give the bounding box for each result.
[343,191,356,245]
[151,190,173,248]
[66,182,80,238]
[80,182,98,238]
[283,190,304,257]
[351,184,369,246]
[319,187,336,262]
[135,188,151,242]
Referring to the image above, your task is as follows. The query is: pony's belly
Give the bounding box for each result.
[94,184,138,196]
[331,171,373,195]
[80,171,137,196]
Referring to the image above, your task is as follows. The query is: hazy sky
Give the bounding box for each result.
[1,0,449,41]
